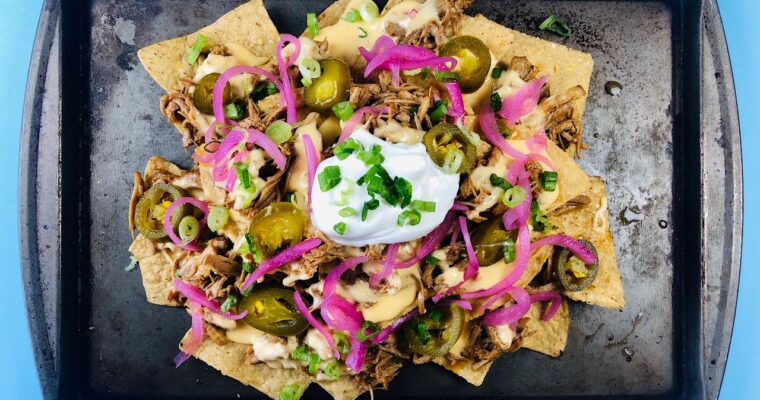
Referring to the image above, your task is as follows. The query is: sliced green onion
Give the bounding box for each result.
[252,81,279,101]
[332,101,355,121]
[323,360,341,379]
[333,222,347,235]
[220,293,239,312]
[403,68,424,76]
[344,8,362,22]
[442,149,464,174]
[489,173,513,191]
[491,67,503,79]
[186,34,208,64]
[234,162,252,189]
[178,215,200,243]
[355,321,380,341]
[318,166,342,192]
[411,200,436,212]
[334,178,354,206]
[357,143,384,166]
[428,309,444,322]
[361,198,380,221]
[358,27,368,38]
[244,233,263,263]
[429,99,448,124]
[207,206,229,232]
[266,120,293,144]
[306,13,319,38]
[540,171,558,192]
[460,129,481,145]
[424,255,438,266]
[339,207,357,217]
[333,332,350,355]
[397,209,421,226]
[530,200,554,233]
[124,256,138,272]
[490,92,502,112]
[539,15,572,38]
[502,186,528,208]
[333,138,363,160]
[308,353,320,374]
[224,102,244,120]
[292,344,310,362]
[503,237,516,263]
[299,58,321,80]
[358,165,397,205]
[242,261,253,273]
[433,71,460,82]
[358,1,379,22]
[279,383,305,400]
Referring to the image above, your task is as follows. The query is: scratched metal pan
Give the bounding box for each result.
[19,0,741,398]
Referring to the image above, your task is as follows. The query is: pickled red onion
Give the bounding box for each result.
[245,128,287,169]
[323,256,368,298]
[448,299,473,310]
[499,76,547,127]
[482,286,531,327]
[212,66,284,125]
[444,81,465,124]
[302,134,319,205]
[294,291,340,359]
[459,216,479,280]
[529,291,562,321]
[163,197,209,252]
[395,209,457,268]
[276,34,301,124]
[173,278,248,320]
[530,234,598,264]
[338,106,386,143]
[174,301,203,367]
[320,295,363,332]
[239,238,323,292]
[372,307,420,344]
[369,243,400,288]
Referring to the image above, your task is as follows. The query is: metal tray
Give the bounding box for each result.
[19,0,742,398]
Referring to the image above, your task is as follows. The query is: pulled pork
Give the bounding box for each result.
[459,318,528,369]
[355,348,403,391]
[176,237,238,301]
[391,0,473,52]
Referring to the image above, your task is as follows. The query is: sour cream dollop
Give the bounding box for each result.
[310,129,459,246]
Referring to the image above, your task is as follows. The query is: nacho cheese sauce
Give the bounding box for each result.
[337,260,421,323]
[314,0,440,60]
[310,128,459,246]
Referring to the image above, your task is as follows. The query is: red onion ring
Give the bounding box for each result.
[444,81,465,124]
[239,238,323,292]
[173,279,248,320]
[323,256,367,298]
[320,295,363,332]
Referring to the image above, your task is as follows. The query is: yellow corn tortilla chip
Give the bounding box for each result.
[129,234,181,306]
[318,377,366,400]
[521,297,569,357]
[312,0,354,31]
[138,0,280,92]
[180,332,312,400]
[546,140,592,214]
[434,357,493,386]
[551,177,625,309]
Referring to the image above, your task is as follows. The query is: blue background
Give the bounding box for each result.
[1,0,755,398]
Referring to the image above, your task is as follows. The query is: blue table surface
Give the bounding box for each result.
[2,0,757,398]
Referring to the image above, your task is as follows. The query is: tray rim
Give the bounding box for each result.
[18,0,743,399]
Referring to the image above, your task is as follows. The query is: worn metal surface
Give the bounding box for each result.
[19,0,741,399]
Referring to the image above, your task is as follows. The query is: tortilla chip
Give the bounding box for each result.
[546,140,591,213]
[318,378,366,400]
[521,297,569,357]
[181,332,312,400]
[551,177,625,309]
[138,0,280,92]
[313,0,354,31]
[143,156,185,185]
[459,15,514,62]
[434,357,493,386]
[129,235,181,306]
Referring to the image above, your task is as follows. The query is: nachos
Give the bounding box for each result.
[130,1,625,398]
